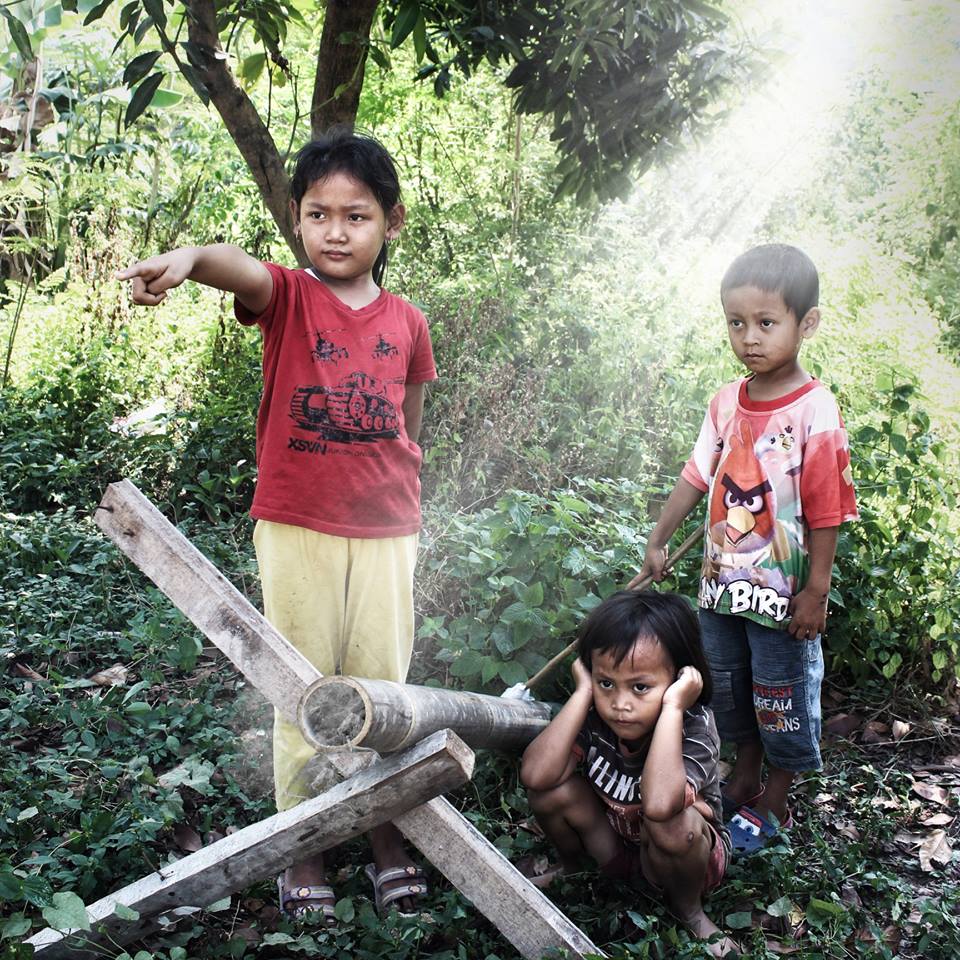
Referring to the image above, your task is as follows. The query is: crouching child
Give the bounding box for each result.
[519,590,738,957]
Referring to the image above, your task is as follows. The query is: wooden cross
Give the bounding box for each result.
[27,481,602,959]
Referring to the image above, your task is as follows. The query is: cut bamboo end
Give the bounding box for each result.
[298,676,377,749]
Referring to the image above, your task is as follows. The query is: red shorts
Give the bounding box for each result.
[603,812,730,894]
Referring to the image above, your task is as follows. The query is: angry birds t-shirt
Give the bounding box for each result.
[681,378,858,629]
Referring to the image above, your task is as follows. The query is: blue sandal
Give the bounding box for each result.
[727,805,792,857]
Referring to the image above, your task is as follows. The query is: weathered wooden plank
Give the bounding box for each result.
[299,675,554,753]
[27,730,475,958]
[94,479,320,721]
[91,482,602,959]
[327,756,604,960]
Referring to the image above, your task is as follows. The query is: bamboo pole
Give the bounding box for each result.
[299,676,554,753]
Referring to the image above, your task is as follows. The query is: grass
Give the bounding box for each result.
[2,506,959,959]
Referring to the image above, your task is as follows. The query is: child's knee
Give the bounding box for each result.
[527,775,592,816]
[644,811,709,860]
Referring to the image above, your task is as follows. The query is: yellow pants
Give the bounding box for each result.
[253,520,418,811]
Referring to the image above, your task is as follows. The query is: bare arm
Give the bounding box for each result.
[787,525,839,639]
[640,667,703,821]
[116,244,273,315]
[628,476,705,588]
[520,658,592,791]
[402,382,426,444]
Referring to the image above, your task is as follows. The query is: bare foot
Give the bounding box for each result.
[681,909,741,957]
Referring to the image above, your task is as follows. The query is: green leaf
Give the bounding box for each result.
[412,13,427,61]
[125,72,165,126]
[114,903,140,920]
[82,0,113,27]
[42,892,90,932]
[521,582,544,607]
[142,0,166,30]
[240,52,267,86]
[806,897,847,928]
[334,897,355,922]
[123,50,162,87]
[725,911,753,929]
[498,660,528,686]
[1,914,32,940]
[149,89,183,108]
[206,896,231,912]
[766,895,794,918]
[390,0,420,48]
[368,44,391,70]
[0,9,33,59]
[17,806,38,821]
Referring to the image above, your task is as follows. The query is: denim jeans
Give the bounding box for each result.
[699,608,823,772]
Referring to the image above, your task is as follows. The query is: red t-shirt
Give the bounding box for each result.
[235,263,437,538]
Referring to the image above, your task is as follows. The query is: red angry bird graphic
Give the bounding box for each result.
[709,420,776,555]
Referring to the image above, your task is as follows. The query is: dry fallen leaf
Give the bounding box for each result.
[942,754,960,768]
[862,720,890,744]
[814,792,835,807]
[921,812,954,827]
[894,829,925,847]
[89,664,128,687]
[912,782,951,806]
[881,925,902,951]
[838,821,861,841]
[824,712,862,738]
[918,829,952,872]
[841,884,862,908]
[892,720,910,741]
[12,662,45,682]
[173,823,203,853]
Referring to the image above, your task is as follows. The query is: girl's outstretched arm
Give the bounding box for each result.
[117,244,273,314]
[520,658,593,791]
[640,666,704,821]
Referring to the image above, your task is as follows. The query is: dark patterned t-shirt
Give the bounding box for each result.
[572,705,729,850]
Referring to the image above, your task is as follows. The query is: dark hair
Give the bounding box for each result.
[290,129,401,286]
[577,590,713,706]
[721,243,819,321]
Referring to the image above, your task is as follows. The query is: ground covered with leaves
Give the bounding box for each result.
[2,506,959,960]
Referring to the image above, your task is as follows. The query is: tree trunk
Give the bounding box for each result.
[311,0,379,138]
[298,676,555,753]
[183,0,306,263]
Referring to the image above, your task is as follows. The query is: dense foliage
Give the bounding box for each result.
[1,1,959,957]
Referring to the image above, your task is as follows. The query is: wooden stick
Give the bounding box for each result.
[26,730,475,958]
[523,525,705,691]
[326,756,605,960]
[94,480,321,723]
[90,481,601,959]
[299,675,554,752]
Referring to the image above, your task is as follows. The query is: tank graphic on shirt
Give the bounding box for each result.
[290,371,400,443]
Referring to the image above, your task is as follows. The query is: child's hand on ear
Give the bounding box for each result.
[571,656,593,696]
[662,666,702,711]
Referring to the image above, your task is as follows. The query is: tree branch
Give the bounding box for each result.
[183,0,306,263]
